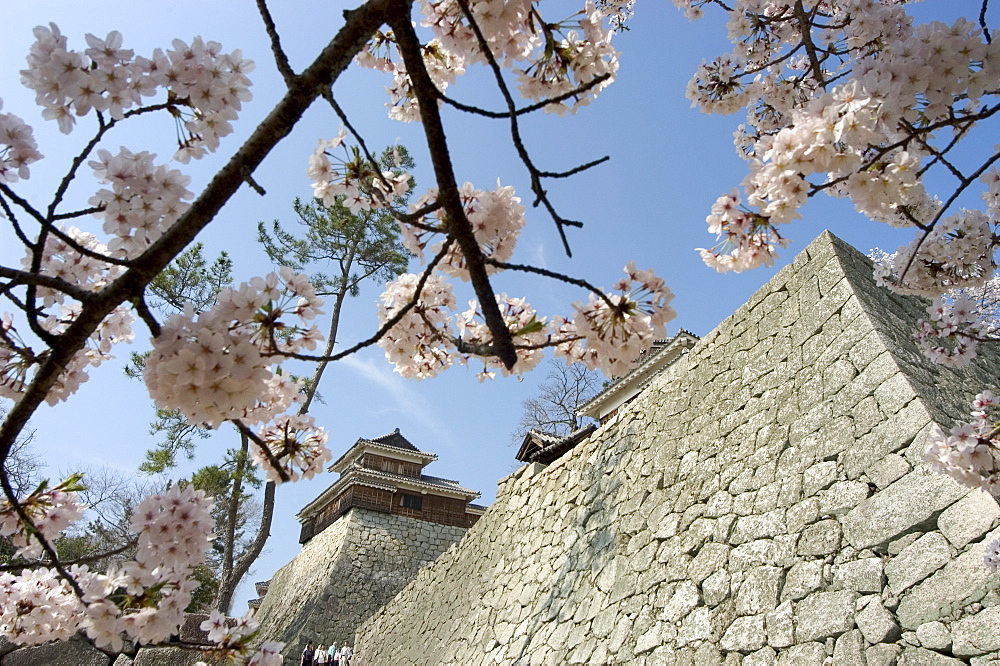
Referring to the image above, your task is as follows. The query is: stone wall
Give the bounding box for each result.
[252,507,468,661]
[353,232,1000,664]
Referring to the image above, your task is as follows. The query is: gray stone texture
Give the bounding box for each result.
[952,606,1000,657]
[251,507,467,661]
[886,532,952,594]
[1,638,109,666]
[246,233,1000,664]
[916,621,952,651]
[938,489,1000,550]
[795,590,858,643]
[856,598,902,644]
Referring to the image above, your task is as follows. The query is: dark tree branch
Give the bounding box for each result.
[387,4,517,369]
[256,0,297,85]
[0,0,395,464]
[0,267,96,303]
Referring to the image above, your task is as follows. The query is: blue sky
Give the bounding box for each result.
[1,1,968,611]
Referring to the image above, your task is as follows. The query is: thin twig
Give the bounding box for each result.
[276,241,453,363]
[232,420,290,483]
[256,0,297,85]
[132,295,162,337]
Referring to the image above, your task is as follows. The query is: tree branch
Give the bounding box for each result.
[387,4,517,369]
[0,0,395,464]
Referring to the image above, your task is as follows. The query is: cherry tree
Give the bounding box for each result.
[0,0,998,661]
[0,1,671,660]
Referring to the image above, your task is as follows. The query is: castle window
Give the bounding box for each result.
[400,494,423,510]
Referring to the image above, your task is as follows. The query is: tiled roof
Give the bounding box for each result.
[515,423,597,464]
[355,466,479,498]
[578,330,699,418]
[364,428,421,452]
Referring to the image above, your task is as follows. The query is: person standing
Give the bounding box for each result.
[337,642,354,666]
[328,642,339,666]
[300,642,316,666]
[315,643,328,664]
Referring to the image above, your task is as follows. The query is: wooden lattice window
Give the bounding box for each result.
[400,493,423,510]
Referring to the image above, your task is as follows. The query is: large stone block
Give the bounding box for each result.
[897,646,967,665]
[938,489,1000,550]
[797,518,841,555]
[841,468,967,550]
[855,598,901,644]
[731,510,787,545]
[833,557,884,593]
[896,527,1000,629]
[794,590,857,643]
[782,560,824,601]
[720,614,766,652]
[952,606,1000,657]
[776,642,826,665]
[735,566,783,616]
[885,532,951,595]
[832,629,866,666]
[3,639,110,666]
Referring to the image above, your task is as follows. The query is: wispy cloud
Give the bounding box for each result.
[529,240,548,269]
[338,355,457,448]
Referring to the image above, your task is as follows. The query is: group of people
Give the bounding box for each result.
[300,641,353,665]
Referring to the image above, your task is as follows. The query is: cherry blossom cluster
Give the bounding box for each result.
[251,414,332,484]
[377,272,460,380]
[0,485,214,650]
[377,262,675,379]
[0,100,42,183]
[0,483,282,662]
[0,476,86,559]
[555,261,677,377]
[20,24,253,160]
[914,296,982,369]
[986,539,1000,573]
[402,181,525,279]
[926,390,1000,495]
[0,567,81,645]
[308,128,410,212]
[457,294,548,380]
[699,189,790,273]
[195,610,284,664]
[88,148,194,259]
[354,30,467,122]
[681,1,1000,280]
[872,210,995,299]
[0,228,136,405]
[355,0,619,119]
[925,391,1000,571]
[143,268,324,428]
[512,2,619,115]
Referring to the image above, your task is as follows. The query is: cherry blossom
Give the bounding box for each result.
[308,129,410,212]
[20,24,252,159]
[144,269,323,428]
[556,262,676,377]
[0,476,86,559]
[401,181,525,279]
[0,99,43,183]
[251,414,331,484]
